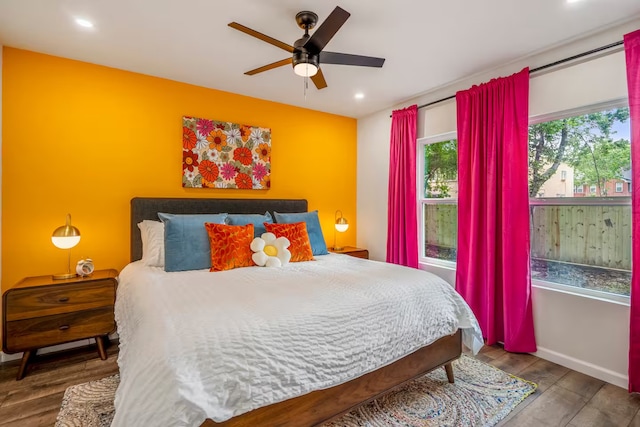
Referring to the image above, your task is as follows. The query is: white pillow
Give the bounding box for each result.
[137,220,165,267]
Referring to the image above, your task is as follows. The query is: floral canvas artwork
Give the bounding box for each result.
[182,116,271,189]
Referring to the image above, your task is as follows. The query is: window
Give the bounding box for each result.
[419,133,457,263]
[561,170,567,181]
[529,103,631,299]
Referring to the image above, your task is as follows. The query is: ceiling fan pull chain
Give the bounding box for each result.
[304,75,308,100]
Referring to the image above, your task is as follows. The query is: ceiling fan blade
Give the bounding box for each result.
[304,6,350,54]
[311,68,328,90]
[320,51,385,67]
[245,58,292,75]
[229,22,294,53]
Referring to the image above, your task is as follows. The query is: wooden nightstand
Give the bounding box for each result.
[328,246,369,259]
[2,269,118,380]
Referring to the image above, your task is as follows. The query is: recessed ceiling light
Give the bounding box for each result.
[354,93,365,100]
[566,0,582,3]
[75,18,94,28]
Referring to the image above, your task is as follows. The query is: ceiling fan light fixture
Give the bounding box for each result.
[294,62,318,77]
[292,50,319,77]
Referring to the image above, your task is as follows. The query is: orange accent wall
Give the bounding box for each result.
[1,47,357,290]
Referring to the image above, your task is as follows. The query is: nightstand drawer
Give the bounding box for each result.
[346,249,369,259]
[5,280,115,321]
[4,307,115,352]
[328,246,369,259]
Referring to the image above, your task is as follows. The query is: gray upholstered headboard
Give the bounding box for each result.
[130,197,308,262]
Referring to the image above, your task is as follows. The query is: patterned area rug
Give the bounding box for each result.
[55,355,536,427]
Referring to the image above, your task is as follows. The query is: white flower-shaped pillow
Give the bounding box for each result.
[251,232,291,267]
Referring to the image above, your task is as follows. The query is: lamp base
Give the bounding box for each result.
[52,272,77,280]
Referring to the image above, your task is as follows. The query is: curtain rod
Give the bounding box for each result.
[390,40,624,116]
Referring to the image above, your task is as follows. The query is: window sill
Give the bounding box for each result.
[418,259,630,307]
[531,279,631,307]
[419,258,457,271]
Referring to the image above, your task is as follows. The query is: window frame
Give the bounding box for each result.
[528,98,631,304]
[417,131,458,268]
[416,100,631,303]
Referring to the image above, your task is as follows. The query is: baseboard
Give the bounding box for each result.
[0,350,21,363]
[0,332,119,364]
[534,346,628,389]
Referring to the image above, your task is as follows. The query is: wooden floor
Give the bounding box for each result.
[0,343,120,426]
[0,342,638,426]
[478,346,640,427]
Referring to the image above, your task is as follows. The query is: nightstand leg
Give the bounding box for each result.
[444,363,455,383]
[95,336,108,360]
[16,350,34,381]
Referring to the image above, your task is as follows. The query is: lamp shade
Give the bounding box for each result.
[51,214,81,249]
[335,211,349,232]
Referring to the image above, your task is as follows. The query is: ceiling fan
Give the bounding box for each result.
[228,6,385,90]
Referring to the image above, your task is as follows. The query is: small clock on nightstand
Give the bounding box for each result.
[2,269,118,380]
[328,246,369,259]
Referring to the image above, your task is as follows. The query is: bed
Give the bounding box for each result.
[113,197,483,426]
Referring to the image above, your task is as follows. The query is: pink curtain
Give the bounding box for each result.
[625,29,640,393]
[455,68,537,352]
[387,105,418,268]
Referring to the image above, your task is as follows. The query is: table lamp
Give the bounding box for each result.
[51,214,81,280]
[333,210,349,251]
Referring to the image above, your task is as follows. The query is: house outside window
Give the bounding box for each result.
[419,133,457,263]
[533,163,573,198]
[528,102,631,300]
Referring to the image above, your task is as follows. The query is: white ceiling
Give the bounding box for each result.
[1,0,639,118]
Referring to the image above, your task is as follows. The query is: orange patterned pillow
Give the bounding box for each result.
[205,223,255,272]
[264,222,314,262]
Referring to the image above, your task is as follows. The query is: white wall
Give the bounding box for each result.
[357,19,640,388]
[357,109,392,262]
[532,287,630,387]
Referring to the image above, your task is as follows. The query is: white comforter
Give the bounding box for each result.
[113,254,483,426]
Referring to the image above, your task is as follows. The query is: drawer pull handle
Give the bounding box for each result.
[58,297,69,302]
[59,325,70,331]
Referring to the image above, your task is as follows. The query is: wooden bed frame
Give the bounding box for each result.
[130,197,463,427]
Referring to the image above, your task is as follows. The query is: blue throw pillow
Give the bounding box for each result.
[158,212,228,272]
[226,212,273,237]
[273,210,328,255]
